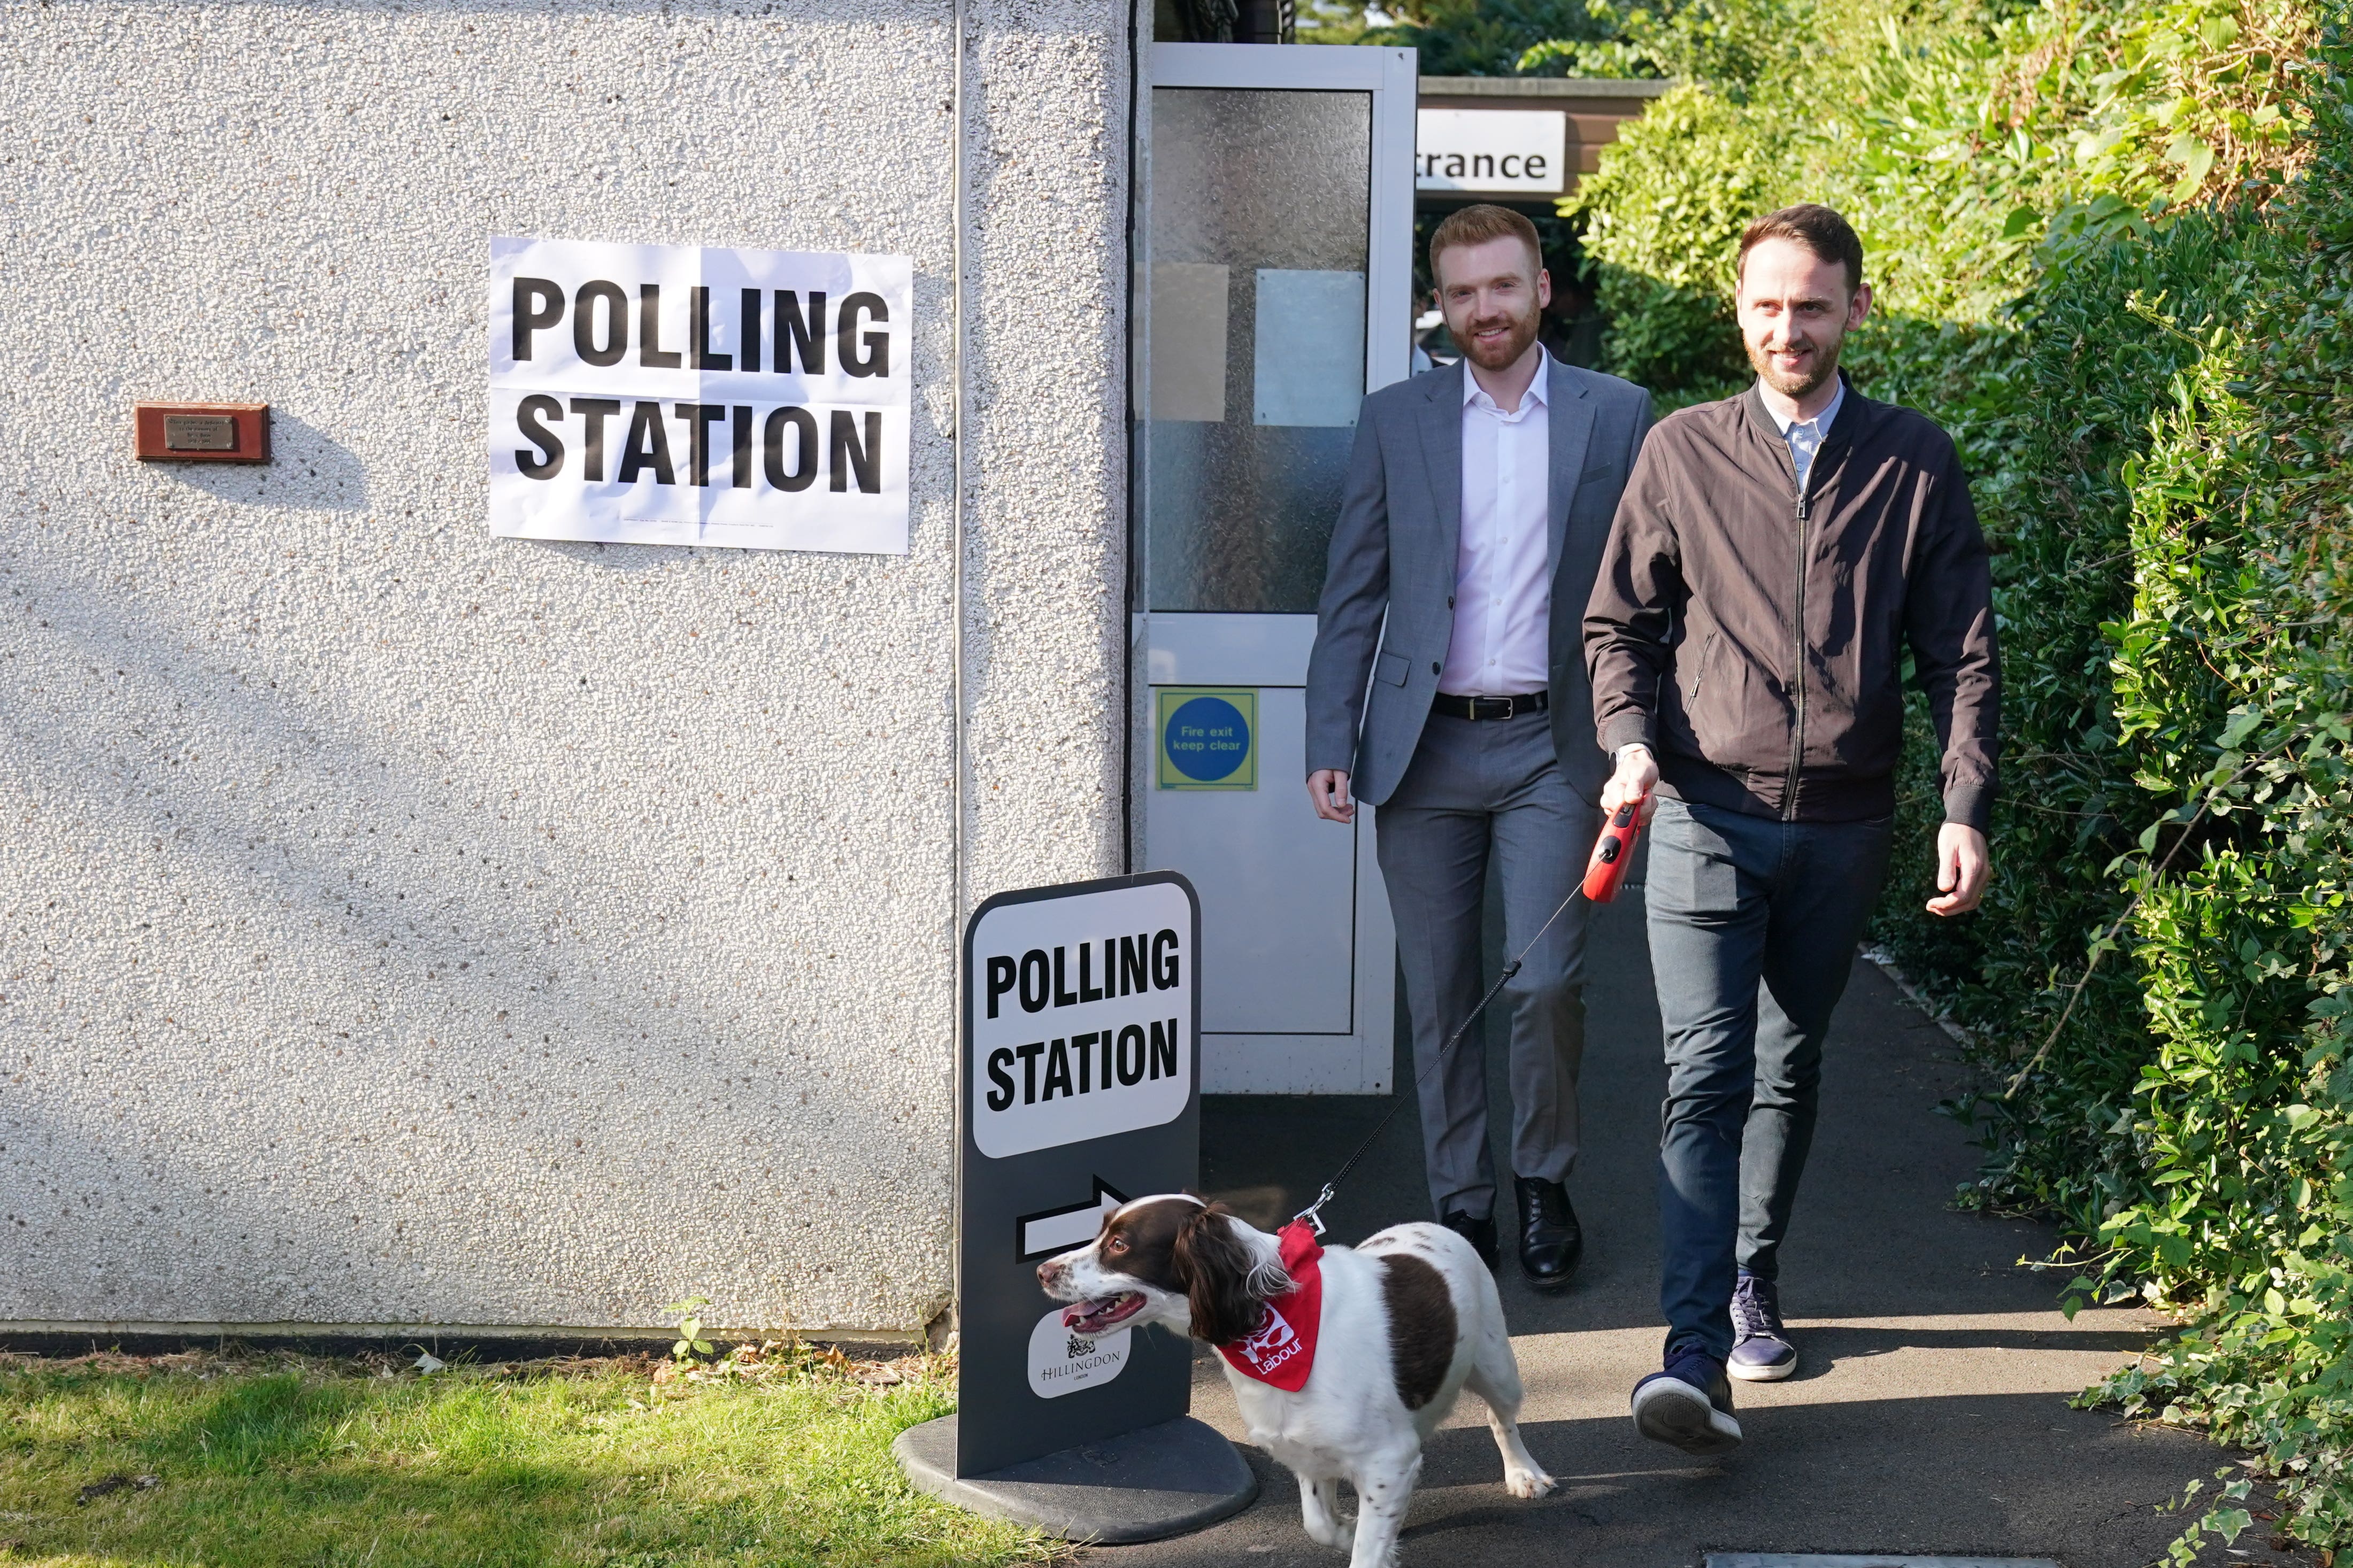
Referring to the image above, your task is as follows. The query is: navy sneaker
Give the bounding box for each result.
[1631,1345,1742,1455]
[1727,1271,1797,1382]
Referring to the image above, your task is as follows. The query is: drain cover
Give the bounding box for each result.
[1708,1557,2062,1568]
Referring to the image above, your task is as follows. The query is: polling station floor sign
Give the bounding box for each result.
[956,871,1201,1478]
[487,236,911,554]
[1156,688,1256,791]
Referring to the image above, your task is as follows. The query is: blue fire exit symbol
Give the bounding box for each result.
[1156,689,1256,790]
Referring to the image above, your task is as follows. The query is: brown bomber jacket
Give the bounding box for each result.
[1583,375,2000,831]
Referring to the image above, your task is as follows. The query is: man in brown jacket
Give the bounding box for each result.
[1584,204,1999,1456]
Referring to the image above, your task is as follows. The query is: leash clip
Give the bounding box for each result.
[1291,1183,1335,1237]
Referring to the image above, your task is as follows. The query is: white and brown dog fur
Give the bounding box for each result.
[1037,1194,1552,1567]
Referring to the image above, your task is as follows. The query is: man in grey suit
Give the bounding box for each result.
[1304,204,1652,1289]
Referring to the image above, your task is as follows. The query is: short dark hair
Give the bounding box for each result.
[1429,204,1544,283]
[1737,204,1865,293]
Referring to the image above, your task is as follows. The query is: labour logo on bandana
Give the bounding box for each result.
[1233,1305,1302,1372]
[1217,1221,1322,1392]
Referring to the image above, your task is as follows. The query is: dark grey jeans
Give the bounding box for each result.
[1645,796,1894,1361]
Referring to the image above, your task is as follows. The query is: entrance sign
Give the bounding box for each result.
[956,871,1201,1477]
[487,236,912,554]
[1415,109,1567,195]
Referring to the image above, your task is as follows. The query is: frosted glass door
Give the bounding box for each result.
[1134,43,1416,1095]
[1142,87,1372,615]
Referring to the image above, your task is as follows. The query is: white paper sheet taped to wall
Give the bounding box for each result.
[487,236,913,554]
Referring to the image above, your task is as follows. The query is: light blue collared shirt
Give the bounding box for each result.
[1764,377,1844,493]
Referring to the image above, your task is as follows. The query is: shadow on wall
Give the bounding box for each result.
[156,410,369,514]
[0,555,946,1329]
[528,542,756,574]
[120,0,965,19]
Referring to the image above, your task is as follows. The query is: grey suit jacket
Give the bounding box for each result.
[1305,354,1654,806]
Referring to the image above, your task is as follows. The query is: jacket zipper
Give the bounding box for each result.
[1785,464,1810,822]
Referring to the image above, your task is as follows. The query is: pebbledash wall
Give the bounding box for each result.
[0,0,1130,1337]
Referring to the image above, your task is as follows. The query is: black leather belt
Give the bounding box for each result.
[1432,690,1549,721]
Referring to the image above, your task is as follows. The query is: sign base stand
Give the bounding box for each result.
[893,1412,1257,1543]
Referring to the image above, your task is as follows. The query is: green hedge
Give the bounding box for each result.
[1559,0,2347,1549]
[1994,60,2353,1547]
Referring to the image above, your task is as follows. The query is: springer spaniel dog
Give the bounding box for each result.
[1037,1195,1552,1567]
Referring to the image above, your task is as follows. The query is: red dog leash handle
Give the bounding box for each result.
[1581,794,1648,903]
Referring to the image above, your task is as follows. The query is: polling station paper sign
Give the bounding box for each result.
[487,237,911,554]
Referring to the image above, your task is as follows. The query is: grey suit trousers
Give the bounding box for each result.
[1377,707,1601,1221]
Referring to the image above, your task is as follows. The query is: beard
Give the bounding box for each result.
[1457,300,1542,373]
[1746,330,1843,402]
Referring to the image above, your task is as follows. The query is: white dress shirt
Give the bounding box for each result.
[1439,356,1552,696]
[1764,376,1843,492]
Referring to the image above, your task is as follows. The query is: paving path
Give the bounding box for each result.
[1106,888,2317,1568]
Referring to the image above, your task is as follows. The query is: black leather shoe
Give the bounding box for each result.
[1439,1209,1499,1269]
[1516,1177,1583,1292]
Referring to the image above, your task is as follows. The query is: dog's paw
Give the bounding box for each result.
[1304,1512,1352,1549]
[1299,1481,1352,1549]
[1504,1465,1556,1500]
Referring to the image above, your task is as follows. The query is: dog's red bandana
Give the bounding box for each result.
[1216,1222,1322,1391]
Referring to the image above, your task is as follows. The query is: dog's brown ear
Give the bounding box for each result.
[1173,1203,1266,1346]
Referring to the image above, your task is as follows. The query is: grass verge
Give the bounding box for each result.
[0,1342,1063,1567]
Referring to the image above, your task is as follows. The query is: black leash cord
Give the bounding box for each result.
[1290,880,1589,1235]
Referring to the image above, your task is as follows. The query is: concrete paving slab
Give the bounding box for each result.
[1091,891,2319,1568]
[1706,1556,2061,1568]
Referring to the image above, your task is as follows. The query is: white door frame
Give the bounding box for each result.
[1133,42,1418,1094]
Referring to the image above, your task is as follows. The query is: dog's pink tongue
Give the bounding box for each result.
[1061,1301,1106,1330]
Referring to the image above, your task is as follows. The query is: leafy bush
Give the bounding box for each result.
[1864,28,2350,1551]
[1562,0,2315,392]
[1299,0,1621,73]
[1518,0,1817,93]
[2033,86,2353,1547]
[1560,0,2347,1550]
[1567,83,1785,399]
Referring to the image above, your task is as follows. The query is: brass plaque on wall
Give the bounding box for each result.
[163,414,238,451]
[133,403,270,463]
